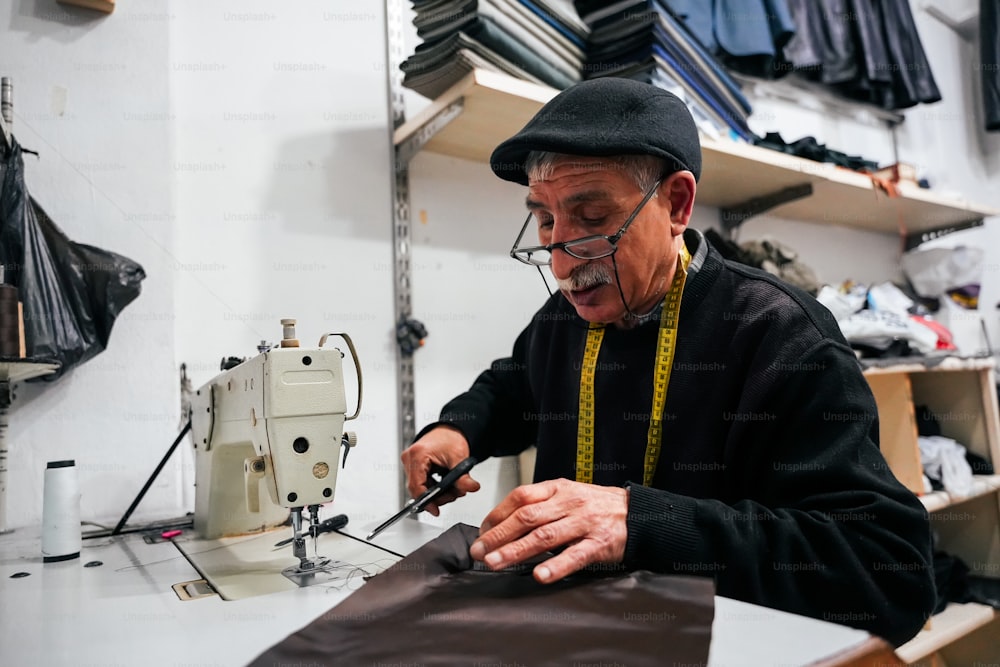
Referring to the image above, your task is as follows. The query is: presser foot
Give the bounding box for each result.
[281,556,365,587]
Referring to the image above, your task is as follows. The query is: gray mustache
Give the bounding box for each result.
[556,263,613,292]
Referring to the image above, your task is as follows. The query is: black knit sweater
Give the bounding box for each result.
[426,228,934,646]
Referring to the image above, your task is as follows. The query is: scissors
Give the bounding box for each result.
[366,457,477,541]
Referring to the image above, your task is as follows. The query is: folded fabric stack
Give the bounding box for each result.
[658,0,795,80]
[572,1,754,142]
[402,0,589,99]
[654,0,941,111]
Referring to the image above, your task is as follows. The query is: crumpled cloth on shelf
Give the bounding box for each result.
[837,309,938,356]
[919,435,974,497]
[866,282,957,352]
[815,283,867,322]
[249,523,715,667]
[704,230,820,295]
[901,246,983,300]
[752,132,880,172]
[867,281,913,316]
[933,550,1000,615]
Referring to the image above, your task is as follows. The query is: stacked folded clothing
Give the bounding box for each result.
[573,1,754,141]
[402,0,589,99]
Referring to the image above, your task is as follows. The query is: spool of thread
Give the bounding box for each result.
[41,460,81,563]
[0,283,19,358]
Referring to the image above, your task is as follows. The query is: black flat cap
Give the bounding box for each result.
[490,77,702,185]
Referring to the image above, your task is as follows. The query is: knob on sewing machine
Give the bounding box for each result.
[189,319,362,577]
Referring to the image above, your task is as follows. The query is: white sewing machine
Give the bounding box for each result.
[186,319,365,590]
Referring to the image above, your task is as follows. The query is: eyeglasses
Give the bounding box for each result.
[509,178,664,267]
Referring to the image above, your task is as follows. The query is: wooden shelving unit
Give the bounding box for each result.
[863,358,1000,665]
[393,69,998,235]
[895,602,997,664]
[863,357,1000,497]
[919,473,1000,513]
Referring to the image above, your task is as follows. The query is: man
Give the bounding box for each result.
[401,77,934,646]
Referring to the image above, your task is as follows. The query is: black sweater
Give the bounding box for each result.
[428,228,934,646]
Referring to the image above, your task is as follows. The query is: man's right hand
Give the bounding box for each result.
[401,425,481,516]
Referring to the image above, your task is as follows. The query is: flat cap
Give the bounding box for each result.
[490,77,702,185]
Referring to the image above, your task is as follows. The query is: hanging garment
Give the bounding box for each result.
[874,0,942,109]
[781,0,940,109]
[983,0,1000,130]
[661,0,797,78]
[250,524,716,666]
[781,0,826,73]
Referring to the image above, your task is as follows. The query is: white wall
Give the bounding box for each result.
[408,151,540,525]
[1,1,997,533]
[1,2,175,530]
[1,0,401,532]
[169,1,400,528]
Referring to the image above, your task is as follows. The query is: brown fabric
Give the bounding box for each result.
[251,524,715,666]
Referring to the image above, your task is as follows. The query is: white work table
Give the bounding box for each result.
[0,511,881,667]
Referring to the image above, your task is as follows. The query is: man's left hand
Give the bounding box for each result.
[469,479,628,584]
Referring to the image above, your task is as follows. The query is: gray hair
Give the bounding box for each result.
[524,151,667,192]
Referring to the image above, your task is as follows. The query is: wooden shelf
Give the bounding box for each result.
[895,602,997,664]
[0,360,59,384]
[394,69,998,235]
[920,474,1000,512]
[862,356,996,376]
[863,357,1000,497]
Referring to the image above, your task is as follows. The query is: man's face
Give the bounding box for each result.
[525,157,679,325]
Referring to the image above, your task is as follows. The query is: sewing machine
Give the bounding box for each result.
[188,319,363,585]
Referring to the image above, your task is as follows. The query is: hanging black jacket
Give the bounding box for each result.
[783,0,941,109]
[984,0,1000,130]
[875,0,942,108]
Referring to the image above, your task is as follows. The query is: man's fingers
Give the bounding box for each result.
[470,481,629,581]
[479,481,559,536]
[472,512,583,566]
[454,474,481,495]
[533,541,596,584]
[406,467,430,500]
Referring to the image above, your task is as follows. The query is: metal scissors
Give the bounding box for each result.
[366,457,477,541]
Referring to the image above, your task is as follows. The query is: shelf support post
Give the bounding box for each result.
[396,100,464,166]
[385,0,414,508]
[384,2,465,508]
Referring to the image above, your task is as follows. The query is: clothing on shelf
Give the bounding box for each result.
[574,1,754,141]
[660,0,796,78]
[402,0,588,98]
[933,550,1000,615]
[753,131,880,172]
[704,229,821,295]
[982,0,1000,130]
[780,0,941,109]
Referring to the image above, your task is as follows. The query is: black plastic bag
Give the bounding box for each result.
[0,137,145,378]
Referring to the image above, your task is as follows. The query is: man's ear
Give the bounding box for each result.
[660,171,696,235]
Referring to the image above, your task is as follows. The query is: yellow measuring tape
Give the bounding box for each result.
[576,243,691,486]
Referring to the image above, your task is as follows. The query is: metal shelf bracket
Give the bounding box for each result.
[720,183,813,237]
